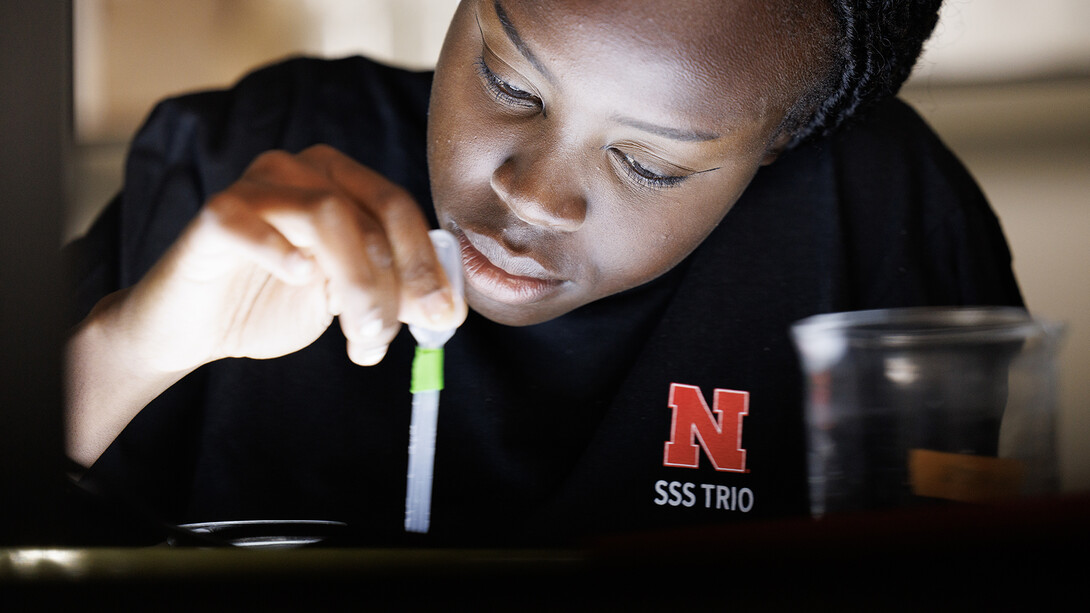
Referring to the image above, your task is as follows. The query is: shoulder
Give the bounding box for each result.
[830,97,980,210]
[216,55,433,134]
[115,56,434,286]
[131,56,433,172]
[826,97,1023,307]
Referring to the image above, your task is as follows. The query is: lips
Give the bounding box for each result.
[452,226,565,306]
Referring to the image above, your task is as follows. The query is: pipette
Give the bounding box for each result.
[404,229,464,534]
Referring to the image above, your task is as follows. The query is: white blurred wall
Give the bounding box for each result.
[73,0,460,144]
[915,0,1090,82]
[69,0,1090,492]
[69,0,459,240]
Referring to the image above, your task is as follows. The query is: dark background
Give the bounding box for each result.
[0,0,70,545]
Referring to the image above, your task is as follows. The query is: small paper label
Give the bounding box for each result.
[909,449,1024,503]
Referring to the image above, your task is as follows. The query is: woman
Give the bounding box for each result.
[65,0,1021,545]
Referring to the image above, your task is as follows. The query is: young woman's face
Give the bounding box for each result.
[428,0,830,326]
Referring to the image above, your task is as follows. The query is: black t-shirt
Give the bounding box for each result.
[68,56,1023,546]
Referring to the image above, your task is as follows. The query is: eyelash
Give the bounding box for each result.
[474,57,540,110]
[608,149,688,189]
[474,55,688,190]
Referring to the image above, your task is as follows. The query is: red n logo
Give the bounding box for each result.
[664,383,748,472]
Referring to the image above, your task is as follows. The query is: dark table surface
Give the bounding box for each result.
[3,492,1087,611]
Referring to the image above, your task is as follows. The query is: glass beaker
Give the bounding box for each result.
[791,307,1063,517]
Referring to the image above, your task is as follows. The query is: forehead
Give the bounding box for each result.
[490,0,832,121]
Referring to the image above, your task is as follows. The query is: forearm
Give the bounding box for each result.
[64,288,195,467]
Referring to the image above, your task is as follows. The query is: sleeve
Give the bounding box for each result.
[64,193,121,327]
[63,68,285,531]
[64,56,435,535]
[63,87,243,326]
[830,98,1024,310]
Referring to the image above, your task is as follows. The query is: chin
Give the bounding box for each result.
[465,290,574,327]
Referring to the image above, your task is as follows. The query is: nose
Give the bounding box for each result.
[490,148,587,232]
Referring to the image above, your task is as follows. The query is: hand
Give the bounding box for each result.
[68,144,468,465]
[112,144,467,373]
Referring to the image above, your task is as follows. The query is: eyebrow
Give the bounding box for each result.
[612,115,722,143]
[493,0,554,82]
[491,0,719,144]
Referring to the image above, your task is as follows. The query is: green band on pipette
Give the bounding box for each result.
[410,347,444,393]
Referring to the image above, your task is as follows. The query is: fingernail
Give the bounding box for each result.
[351,343,388,366]
[420,288,454,324]
[359,316,385,339]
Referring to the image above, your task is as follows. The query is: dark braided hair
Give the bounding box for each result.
[784,0,944,147]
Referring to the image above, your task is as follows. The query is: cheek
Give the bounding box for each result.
[578,193,721,296]
[429,87,514,208]
[579,161,759,299]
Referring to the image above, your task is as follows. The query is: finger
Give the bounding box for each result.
[237,147,457,356]
[301,146,463,329]
[188,191,316,285]
[245,149,337,191]
[346,337,391,367]
[229,176,404,348]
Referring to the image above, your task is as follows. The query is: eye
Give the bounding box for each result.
[475,57,542,111]
[608,148,688,189]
